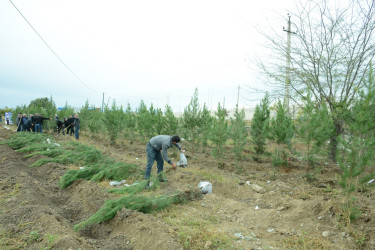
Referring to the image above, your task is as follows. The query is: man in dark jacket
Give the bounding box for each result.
[144,135,183,188]
[34,113,51,133]
[24,114,33,132]
[56,118,64,135]
[67,115,75,136]
[16,113,22,132]
[63,117,69,135]
[73,114,80,140]
[21,114,27,131]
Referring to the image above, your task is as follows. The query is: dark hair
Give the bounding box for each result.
[171,135,181,143]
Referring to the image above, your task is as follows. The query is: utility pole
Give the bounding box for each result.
[101,92,104,112]
[283,13,296,114]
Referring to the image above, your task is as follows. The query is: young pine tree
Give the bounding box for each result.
[297,92,334,169]
[230,105,248,162]
[250,93,270,159]
[210,103,229,160]
[124,103,137,144]
[103,100,124,145]
[181,88,202,151]
[136,100,149,141]
[86,109,103,138]
[198,103,213,153]
[163,105,178,135]
[270,101,294,178]
[338,67,375,225]
[154,108,166,135]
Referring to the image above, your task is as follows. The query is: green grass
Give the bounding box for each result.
[74,189,201,231]
[59,161,141,189]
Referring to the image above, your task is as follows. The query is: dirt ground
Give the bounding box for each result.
[1,125,375,249]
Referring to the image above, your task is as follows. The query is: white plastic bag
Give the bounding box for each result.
[109,180,126,186]
[177,153,188,168]
[198,181,212,194]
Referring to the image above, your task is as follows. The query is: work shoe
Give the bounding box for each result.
[145,181,151,189]
[159,177,168,182]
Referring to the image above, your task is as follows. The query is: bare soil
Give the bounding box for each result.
[1,125,375,249]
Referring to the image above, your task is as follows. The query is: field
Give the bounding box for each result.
[0,125,375,249]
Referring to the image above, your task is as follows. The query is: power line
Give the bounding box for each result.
[8,0,98,94]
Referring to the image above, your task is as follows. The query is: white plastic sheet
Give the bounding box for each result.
[198,181,212,194]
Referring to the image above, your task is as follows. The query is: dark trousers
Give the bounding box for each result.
[67,125,74,135]
[144,143,164,180]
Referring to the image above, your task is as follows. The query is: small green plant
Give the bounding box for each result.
[303,173,317,183]
[28,231,39,242]
[353,230,367,247]
[340,197,361,228]
[43,234,57,250]
[283,230,328,249]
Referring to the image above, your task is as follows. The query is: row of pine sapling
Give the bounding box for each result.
[11,69,375,226]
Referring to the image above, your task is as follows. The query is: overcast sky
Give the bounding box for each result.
[0,0,295,112]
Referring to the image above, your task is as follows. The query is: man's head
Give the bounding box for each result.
[74,114,79,118]
[171,135,181,144]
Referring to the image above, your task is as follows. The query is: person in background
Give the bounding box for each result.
[74,114,80,140]
[21,114,27,131]
[34,113,51,133]
[24,114,33,132]
[0,114,2,123]
[63,117,69,135]
[56,119,64,135]
[16,113,22,132]
[67,115,75,136]
[30,114,35,132]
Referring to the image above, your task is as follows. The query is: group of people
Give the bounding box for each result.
[54,114,80,139]
[54,114,80,140]
[16,113,51,133]
[14,113,80,140]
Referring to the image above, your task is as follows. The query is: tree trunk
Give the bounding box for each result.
[330,119,343,162]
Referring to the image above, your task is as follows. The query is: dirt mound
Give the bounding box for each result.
[0,128,182,249]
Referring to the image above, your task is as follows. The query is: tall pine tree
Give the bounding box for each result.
[250,93,270,159]
[210,103,229,160]
[230,105,248,162]
[270,101,294,178]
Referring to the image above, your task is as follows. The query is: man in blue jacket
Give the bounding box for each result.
[145,135,183,188]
